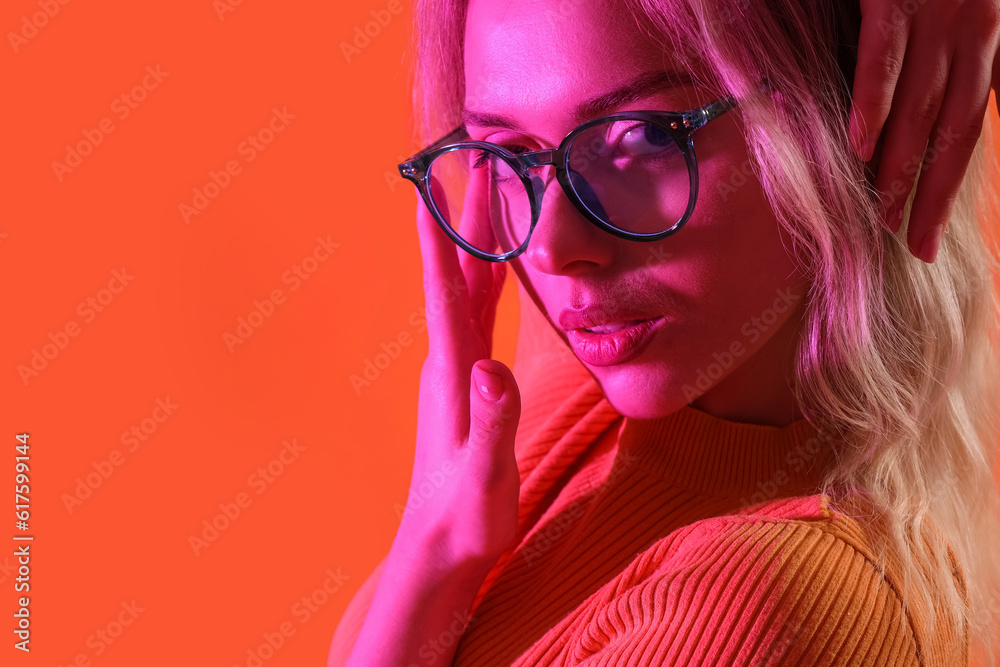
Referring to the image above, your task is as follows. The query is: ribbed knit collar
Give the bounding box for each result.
[614,404,835,499]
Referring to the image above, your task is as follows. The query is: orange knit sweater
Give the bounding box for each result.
[329,293,967,666]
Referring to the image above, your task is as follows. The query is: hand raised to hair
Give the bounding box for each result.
[849,0,1000,263]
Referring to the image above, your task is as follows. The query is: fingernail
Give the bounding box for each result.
[916,224,944,263]
[473,365,504,402]
[881,201,902,234]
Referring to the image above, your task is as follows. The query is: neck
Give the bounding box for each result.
[689,296,806,428]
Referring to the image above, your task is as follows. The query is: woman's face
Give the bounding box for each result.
[464,0,810,425]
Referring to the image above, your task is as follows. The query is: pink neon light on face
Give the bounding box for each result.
[464,0,811,426]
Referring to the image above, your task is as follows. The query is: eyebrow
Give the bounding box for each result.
[462,69,695,130]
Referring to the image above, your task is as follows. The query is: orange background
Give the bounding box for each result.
[1,1,520,664]
[1,1,998,665]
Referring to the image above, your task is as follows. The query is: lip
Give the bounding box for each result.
[559,305,665,332]
[562,312,667,367]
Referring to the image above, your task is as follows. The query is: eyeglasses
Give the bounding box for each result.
[397,95,738,263]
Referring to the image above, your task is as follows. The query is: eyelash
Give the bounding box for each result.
[473,144,529,169]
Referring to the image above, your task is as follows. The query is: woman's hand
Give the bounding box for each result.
[344,166,522,667]
[400,168,523,573]
[849,0,1000,263]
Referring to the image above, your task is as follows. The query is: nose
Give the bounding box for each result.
[520,168,616,275]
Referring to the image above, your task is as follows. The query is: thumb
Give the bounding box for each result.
[466,360,521,465]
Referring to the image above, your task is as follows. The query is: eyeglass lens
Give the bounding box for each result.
[425,118,691,258]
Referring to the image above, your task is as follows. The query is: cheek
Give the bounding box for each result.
[672,118,801,301]
[695,165,798,289]
[638,132,805,368]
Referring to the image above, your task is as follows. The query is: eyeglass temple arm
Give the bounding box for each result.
[400,125,470,176]
[692,80,776,128]
[685,96,739,130]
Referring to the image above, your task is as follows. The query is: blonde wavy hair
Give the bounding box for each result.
[405,0,1000,663]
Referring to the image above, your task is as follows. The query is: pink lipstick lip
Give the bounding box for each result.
[565,316,666,366]
[559,305,664,332]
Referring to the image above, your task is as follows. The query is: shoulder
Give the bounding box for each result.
[676,493,883,566]
[640,493,909,616]
[567,493,962,666]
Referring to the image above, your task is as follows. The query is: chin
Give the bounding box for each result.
[590,367,688,420]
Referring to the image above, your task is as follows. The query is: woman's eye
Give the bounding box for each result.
[473,150,493,169]
[469,150,520,190]
[619,123,672,157]
[472,145,528,170]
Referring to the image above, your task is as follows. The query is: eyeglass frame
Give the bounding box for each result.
[397,95,739,263]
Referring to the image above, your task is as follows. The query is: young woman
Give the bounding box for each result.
[331,0,1000,664]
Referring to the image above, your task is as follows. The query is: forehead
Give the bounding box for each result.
[463,0,687,117]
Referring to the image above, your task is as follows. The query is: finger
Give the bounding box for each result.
[873,28,952,234]
[468,168,507,358]
[906,43,993,263]
[414,185,474,447]
[466,360,521,486]
[416,176,474,364]
[850,0,911,162]
[457,156,500,324]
